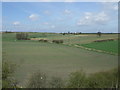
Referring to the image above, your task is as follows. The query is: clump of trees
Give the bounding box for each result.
[52,40,63,44]
[39,39,48,42]
[61,32,82,35]
[16,33,29,40]
[97,32,102,37]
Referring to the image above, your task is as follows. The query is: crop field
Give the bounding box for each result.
[2,32,118,87]
[78,40,119,54]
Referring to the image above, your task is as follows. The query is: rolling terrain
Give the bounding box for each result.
[2,32,118,86]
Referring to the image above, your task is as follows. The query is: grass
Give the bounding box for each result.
[78,40,119,54]
[2,33,118,87]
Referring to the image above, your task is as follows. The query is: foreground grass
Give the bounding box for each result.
[3,60,118,88]
[17,68,119,88]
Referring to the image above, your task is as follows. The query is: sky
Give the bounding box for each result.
[2,2,118,33]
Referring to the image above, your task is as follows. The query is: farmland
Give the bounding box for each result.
[2,32,118,87]
[78,40,119,55]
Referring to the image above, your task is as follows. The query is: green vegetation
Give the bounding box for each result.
[16,33,29,40]
[26,71,47,88]
[87,69,118,88]
[2,32,118,88]
[25,69,118,88]
[2,59,18,88]
[67,69,118,88]
[67,70,87,88]
[49,76,64,88]
[79,40,118,54]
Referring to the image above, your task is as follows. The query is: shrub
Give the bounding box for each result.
[67,69,118,88]
[52,40,63,44]
[2,60,18,88]
[49,77,64,88]
[39,39,48,42]
[94,39,115,42]
[67,71,88,88]
[2,60,16,80]
[26,71,47,88]
[87,69,118,88]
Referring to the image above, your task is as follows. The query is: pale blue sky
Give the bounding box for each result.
[2,2,118,33]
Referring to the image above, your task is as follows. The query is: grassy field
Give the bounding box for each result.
[2,32,118,87]
[78,40,119,54]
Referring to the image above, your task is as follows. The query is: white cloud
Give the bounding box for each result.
[29,14,39,21]
[77,11,109,26]
[13,21,20,25]
[113,5,118,10]
[77,12,93,26]
[84,12,92,20]
[94,12,109,23]
[77,20,88,26]
[101,2,118,11]
[64,9,71,14]
[102,0,119,2]
[64,0,76,2]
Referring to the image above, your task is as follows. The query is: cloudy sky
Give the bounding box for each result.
[2,2,118,33]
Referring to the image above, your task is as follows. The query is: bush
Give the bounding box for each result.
[2,60,18,88]
[2,60,16,80]
[52,40,63,44]
[22,68,118,88]
[94,39,115,42]
[39,39,48,42]
[26,71,47,88]
[49,77,64,88]
[16,33,29,40]
[67,69,118,88]
[87,69,118,88]
[67,71,88,88]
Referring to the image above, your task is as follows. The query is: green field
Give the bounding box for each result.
[78,40,119,54]
[2,33,118,87]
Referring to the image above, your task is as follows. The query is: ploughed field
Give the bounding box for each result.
[2,33,118,86]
